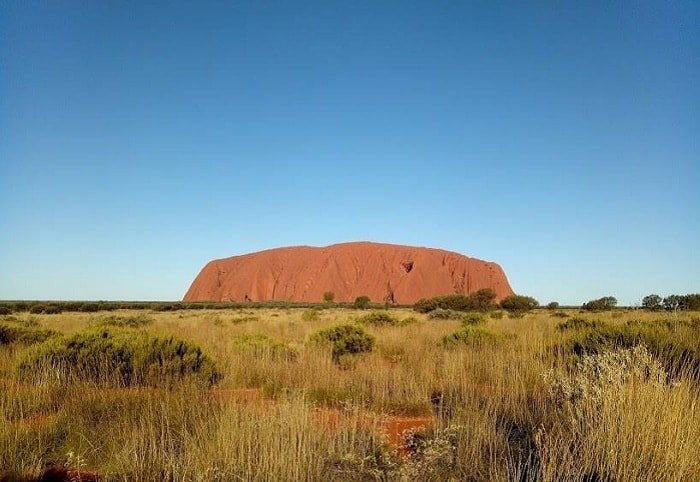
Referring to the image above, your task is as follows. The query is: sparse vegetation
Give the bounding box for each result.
[2,306,699,480]
[309,323,375,363]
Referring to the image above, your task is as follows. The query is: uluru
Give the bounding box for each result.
[183,242,514,304]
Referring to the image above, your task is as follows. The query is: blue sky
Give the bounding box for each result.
[1,1,698,305]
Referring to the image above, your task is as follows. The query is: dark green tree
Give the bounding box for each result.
[641,294,662,311]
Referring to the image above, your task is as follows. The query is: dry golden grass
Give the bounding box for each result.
[1,308,699,480]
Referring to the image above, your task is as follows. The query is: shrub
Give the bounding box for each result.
[581,296,617,311]
[79,303,101,312]
[232,334,298,362]
[323,291,335,303]
[95,314,153,328]
[353,295,371,309]
[441,327,502,348]
[551,311,569,318]
[489,311,504,320]
[641,294,662,311]
[427,309,462,320]
[499,295,539,312]
[544,345,667,421]
[0,307,12,315]
[461,313,486,326]
[17,327,221,386]
[562,324,700,378]
[309,324,375,363]
[0,323,58,346]
[301,309,321,322]
[414,289,497,313]
[557,317,605,331]
[546,302,560,310]
[357,311,401,326]
[28,304,62,315]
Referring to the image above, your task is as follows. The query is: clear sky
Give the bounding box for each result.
[1,1,698,305]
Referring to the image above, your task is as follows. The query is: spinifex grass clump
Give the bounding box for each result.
[357,311,418,327]
[427,309,463,320]
[94,313,153,328]
[557,317,605,331]
[441,326,503,348]
[309,323,375,364]
[0,323,58,346]
[17,327,221,386]
[461,313,486,326]
[562,322,700,379]
[232,333,298,361]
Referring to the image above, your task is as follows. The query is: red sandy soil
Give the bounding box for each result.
[184,241,514,304]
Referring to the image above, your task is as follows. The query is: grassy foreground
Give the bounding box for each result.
[1,308,700,481]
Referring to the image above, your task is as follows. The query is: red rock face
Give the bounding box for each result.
[183,242,514,304]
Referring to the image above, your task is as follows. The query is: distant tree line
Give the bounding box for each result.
[414,290,540,314]
[641,293,700,312]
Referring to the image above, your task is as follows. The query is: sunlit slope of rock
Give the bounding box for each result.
[183,242,514,304]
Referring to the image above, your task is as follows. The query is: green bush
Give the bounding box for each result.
[489,311,504,320]
[461,313,486,326]
[441,326,502,348]
[414,289,497,313]
[79,303,101,312]
[562,324,700,378]
[17,327,221,386]
[499,295,539,312]
[547,302,560,310]
[0,323,58,346]
[301,309,321,322]
[28,304,62,315]
[353,295,371,309]
[232,334,298,361]
[551,311,569,318]
[95,314,153,328]
[357,311,401,326]
[557,317,605,331]
[581,296,617,311]
[309,324,375,363]
[427,309,463,320]
[0,307,12,315]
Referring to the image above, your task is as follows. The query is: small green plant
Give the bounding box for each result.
[323,291,335,303]
[461,313,486,326]
[301,309,321,322]
[551,311,570,318]
[358,311,401,326]
[95,313,153,328]
[427,309,462,320]
[557,317,604,331]
[441,326,502,348]
[309,323,375,363]
[489,311,504,320]
[232,333,298,361]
